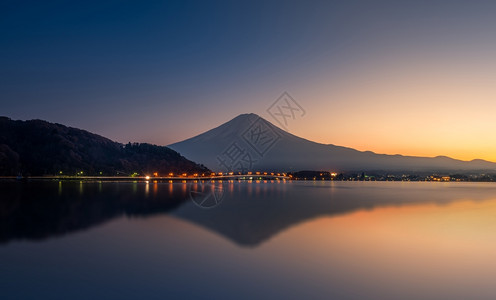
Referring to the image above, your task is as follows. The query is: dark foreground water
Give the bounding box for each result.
[1,180,496,300]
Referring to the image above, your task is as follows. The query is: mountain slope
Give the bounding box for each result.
[0,117,209,176]
[169,113,496,173]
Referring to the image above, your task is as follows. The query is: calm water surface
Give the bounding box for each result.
[1,180,496,299]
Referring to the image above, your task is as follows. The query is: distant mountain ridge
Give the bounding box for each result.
[0,116,209,176]
[169,113,496,173]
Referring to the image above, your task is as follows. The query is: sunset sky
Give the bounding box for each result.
[2,0,496,161]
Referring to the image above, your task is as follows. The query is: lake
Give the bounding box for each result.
[1,180,496,299]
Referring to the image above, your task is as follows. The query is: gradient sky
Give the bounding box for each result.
[2,0,496,161]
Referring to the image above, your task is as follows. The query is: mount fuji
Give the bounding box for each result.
[169,113,496,173]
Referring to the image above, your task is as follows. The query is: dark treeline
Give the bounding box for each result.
[0,117,209,176]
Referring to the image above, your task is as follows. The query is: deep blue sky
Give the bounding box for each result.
[2,1,496,160]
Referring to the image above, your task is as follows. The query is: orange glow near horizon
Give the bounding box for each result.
[277,49,496,162]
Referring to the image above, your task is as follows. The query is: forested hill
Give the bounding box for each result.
[0,117,209,176]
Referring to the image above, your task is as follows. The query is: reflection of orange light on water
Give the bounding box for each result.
[267,198,496,287]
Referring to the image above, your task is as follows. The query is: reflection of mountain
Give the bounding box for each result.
[169,113,496,173]
[172,181,496,246]
[2,181,495,247]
